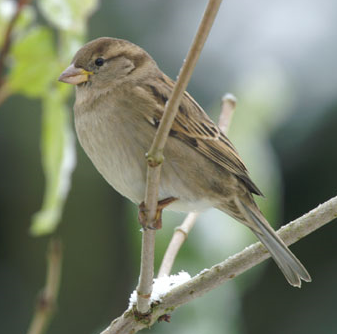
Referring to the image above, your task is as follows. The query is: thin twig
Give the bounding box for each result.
[158,212,199,277]
[219,93,237,133]
[101,195,337,334]
[0,0,32,91]
[26,238,63,334]
[136,0,223,314]
[158,93,237,277]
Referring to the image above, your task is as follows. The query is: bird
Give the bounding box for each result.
[59,37,311,287]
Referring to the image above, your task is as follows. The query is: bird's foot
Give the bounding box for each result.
[138,197,177,230]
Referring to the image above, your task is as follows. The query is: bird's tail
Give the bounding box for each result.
[237,199,311,287]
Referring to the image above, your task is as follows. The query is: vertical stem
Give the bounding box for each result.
[136,0,223,314]
[136,230,156,313]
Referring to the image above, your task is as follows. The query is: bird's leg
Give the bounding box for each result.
[138,197,177,230]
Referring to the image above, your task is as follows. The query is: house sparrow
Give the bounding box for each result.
[59,37,311,287]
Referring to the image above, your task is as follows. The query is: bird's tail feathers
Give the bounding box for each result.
[236,198,311,287]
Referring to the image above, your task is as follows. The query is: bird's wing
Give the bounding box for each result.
[140,74,263,196]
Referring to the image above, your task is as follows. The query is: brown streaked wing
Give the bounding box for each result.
[141,74,263,196]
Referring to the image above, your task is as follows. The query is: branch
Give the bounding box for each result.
[136,230,156,313]
[218,93,237,133]
[26,239,63,334]
[136,0,223,313]
[158,212,199,278]
[101,195,337,334]
[158,93,237,277]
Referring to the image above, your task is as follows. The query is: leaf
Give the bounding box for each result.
[7,26,59,97]
[30,85,76,235]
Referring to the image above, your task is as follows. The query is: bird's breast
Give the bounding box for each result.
[74,101,149,204]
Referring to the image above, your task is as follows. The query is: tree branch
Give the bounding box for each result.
[101,195,337,334]
[26,238,63,334]
[158,93,237,277]
[158,212,199,278]
[218,93,237,133]
[136,229,156,313]
[136,0,223,313]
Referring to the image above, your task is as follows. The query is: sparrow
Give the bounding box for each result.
[59,37,311,287]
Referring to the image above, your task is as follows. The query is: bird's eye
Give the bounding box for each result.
[95,58,105,66]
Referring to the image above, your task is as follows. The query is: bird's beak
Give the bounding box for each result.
[58,64,93,85]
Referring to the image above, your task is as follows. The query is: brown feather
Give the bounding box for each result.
[141,73,263,196]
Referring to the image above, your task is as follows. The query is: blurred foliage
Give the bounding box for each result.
[38,0,98,32]
[8,27,58,97]
[31,86,75,235]
[1,0,100,235]
[1,1,337,334]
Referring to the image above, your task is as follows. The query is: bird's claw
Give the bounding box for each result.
[138,197,177,230]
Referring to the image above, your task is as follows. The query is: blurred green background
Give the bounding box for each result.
[1,0,337,334]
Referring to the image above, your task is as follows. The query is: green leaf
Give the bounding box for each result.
[30,85,76,235]
[8,26,59,97]
[37,0,99,33]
